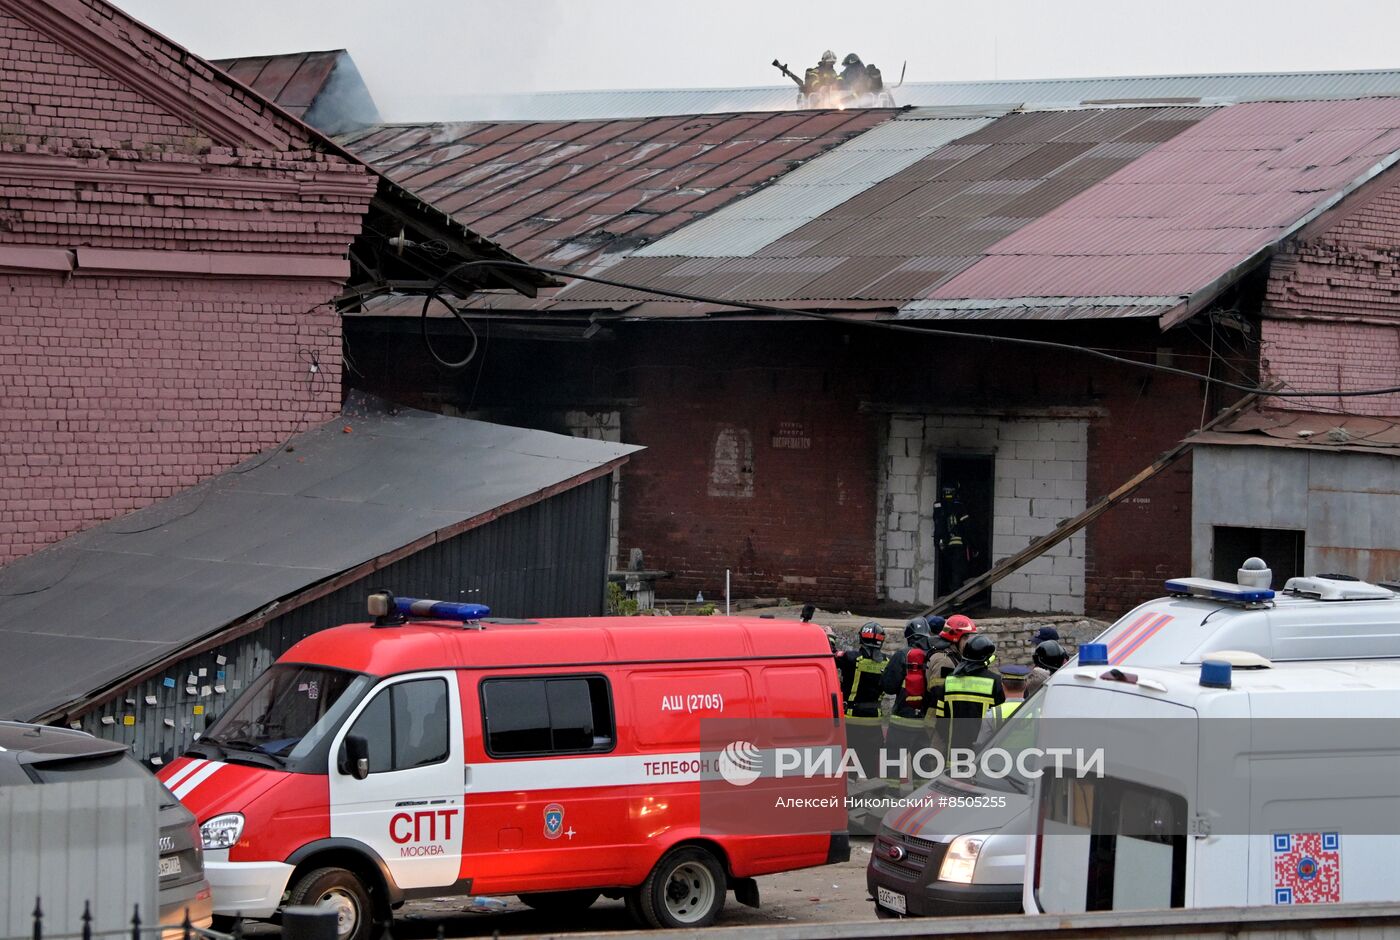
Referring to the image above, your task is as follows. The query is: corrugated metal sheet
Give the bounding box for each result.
[633,115,999,258]
[930,97,1400,307]
[422,68,1400,122]
[568,106,1211,306]
[212,50,381,132]
[336,109,889,272]
[0,394,638,724]
[898,296,1180,320]
[71,477,611,763]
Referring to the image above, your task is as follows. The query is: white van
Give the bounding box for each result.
[1025,653,1400,912]
[868,566,1400,917]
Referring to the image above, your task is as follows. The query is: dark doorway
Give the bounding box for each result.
[935,454,995,608]
[1212,527,1305,588]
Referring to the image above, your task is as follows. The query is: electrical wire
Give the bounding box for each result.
[421,259,1400,400]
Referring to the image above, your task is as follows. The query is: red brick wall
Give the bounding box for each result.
[0,0,374,563]
[0,275,340,560]
[1081,381,1204,616]
[620,362,879,607]
[346,319,1223,614]
[1262,174,1400,416]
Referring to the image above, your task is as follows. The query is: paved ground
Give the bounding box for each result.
[249,838,878,937]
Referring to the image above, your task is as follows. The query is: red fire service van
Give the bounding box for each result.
[159,593,848,937]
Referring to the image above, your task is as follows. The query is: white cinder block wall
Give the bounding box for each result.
[565,410,623,569]
[879,413,1087,614]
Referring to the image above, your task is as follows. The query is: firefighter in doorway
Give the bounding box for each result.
[934,484,973,595]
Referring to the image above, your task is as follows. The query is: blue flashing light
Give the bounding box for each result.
[1200,660,1233,689]
[1079,643,1109,666]
[397,597,491,622]
[1164,577,1275,604]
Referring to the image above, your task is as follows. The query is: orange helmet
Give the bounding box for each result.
[940,614,978,641]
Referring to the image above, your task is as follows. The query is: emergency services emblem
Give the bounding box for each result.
[544,803,565,840]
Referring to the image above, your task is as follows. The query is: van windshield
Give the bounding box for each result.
[972,696,1041,793]
[204,665,369,763]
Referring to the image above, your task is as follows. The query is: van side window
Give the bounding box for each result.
[482,676,613,757]
[347,678,450,773]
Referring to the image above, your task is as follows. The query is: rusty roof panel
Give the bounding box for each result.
[929,98,1400,310]
[565,106,1216,308]
[631,115,997,258]
[337,108,890,272]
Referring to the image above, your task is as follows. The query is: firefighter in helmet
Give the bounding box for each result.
[934,633,1005,758]
[1026,638,1068,699]
[883,617,935,786]
[975,664,1029,749]
[802,50,839,98]
[934,485,973,596]
[924,614,976,750]
[838,621,888,779]
[839,53,870,96]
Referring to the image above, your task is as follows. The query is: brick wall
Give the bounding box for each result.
[0,0,375,563]
[349,318,1225,617]
[621,361,879,607]
[1262,173,1400,417]
[1081,382,1202,616]
[0,275,340,561]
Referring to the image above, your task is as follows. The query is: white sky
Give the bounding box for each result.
[111,0,1400,122]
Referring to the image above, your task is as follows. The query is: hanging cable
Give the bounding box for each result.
[421,259,1400,399]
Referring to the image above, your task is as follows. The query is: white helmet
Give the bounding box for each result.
[820,49,837,64]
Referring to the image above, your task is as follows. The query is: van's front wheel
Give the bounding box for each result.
[287,867,374,940]
[636,846,726,928]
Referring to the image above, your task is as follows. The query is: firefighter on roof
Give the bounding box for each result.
[838,621,888,778]
[839,53,870,96]
[803,50,839,97]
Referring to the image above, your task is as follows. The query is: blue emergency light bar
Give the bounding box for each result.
[1164,578,1275,605]
[396,597,491,621]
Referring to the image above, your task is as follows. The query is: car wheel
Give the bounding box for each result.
[516,890,601,912]
[637,846,726,929]
[209,916,241,933]
[286,867,375,940]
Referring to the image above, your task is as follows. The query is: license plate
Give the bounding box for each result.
[876,886,906,915]
[158,856,182,878]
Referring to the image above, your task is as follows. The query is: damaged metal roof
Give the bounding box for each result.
[0,395,640,722]
[335,109,891,270]
[425,67,1400,122]
[562,106,1213,308]
[1191,407,1400,454]
[928,97,1400,325]
[213,50,381,133]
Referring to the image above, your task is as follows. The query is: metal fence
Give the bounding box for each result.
[13,901,229,940]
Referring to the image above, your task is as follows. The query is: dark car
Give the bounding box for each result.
[0,721,212,928]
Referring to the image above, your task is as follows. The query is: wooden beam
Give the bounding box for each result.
[920,391,1264,618]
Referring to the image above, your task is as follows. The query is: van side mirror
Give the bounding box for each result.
[343,735,370,780]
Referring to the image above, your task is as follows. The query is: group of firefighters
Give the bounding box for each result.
[831,615,1069,785]
[800,50,885,99]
